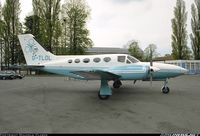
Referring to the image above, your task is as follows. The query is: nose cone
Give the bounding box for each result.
[180,67,188,74]
[151,63,188,78]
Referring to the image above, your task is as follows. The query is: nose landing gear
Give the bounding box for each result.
[162,79,170,94]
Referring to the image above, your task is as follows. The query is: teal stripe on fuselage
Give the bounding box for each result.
[41,65,183,80]
[42,65,148,80]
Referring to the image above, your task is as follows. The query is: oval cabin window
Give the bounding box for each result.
[104,57,111,62]
[75,59,80,63]
[68,59,72,63]
[83,58,90,63]
[93,58,101,63]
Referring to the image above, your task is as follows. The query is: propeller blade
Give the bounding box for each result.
[150,47,153,66]
[149,47,153,86]
[148,66,153,87]
[150,73,153,86]
[150,59,153,66]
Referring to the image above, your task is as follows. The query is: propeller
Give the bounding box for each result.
[149,47,153,86]
[150,60,153,86]
[148,45,160,86]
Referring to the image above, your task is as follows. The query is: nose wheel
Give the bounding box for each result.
[162,79,170,94]
[162,86,170,94]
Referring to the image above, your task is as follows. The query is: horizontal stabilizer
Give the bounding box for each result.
[25,65,45,68]
[19,65,45,69]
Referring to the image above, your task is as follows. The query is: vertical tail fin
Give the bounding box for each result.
[18,34,56,66]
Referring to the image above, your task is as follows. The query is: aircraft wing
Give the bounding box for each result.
[71,70,121,80]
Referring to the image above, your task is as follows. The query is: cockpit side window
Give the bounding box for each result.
[127,56,139,63]
[118,56,126,63]
[126,60,131,64]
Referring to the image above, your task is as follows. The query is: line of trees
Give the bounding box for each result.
[0,0,93,69]
[126,40,159,62]
[171,0,200,60]
[0,0,22,69]
[171,0,191,60]
[191,0,200,59]
[128,0,200,61]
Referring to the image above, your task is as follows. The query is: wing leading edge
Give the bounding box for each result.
[71,70,121,80]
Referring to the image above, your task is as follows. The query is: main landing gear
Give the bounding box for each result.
[98,79,112,100]
[161,79,170,94]
[98,78,170,100]
[113,80,122,89]
[98,79,122,100]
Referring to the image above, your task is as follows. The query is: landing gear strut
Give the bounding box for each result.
[161,79,170,94]
[98,79,112,100]
[113,80,122,89]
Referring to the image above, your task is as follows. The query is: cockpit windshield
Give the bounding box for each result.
[127,55,140,63]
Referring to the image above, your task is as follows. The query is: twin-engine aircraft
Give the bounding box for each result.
[18,34,188,100]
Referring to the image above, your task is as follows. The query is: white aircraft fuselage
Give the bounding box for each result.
[42,54,187,81]
[18,34,188,100]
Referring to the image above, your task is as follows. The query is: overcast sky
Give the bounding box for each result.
[1,0,195,55]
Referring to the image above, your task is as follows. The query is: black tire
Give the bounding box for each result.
[2,77,6,80]
[113,80,122,89]
[162,86,170,94]
[113,83,120,89]
[98,92,110,100]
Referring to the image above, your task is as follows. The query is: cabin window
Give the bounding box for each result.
[68,59,72,63]
[104,57,111,62]
[75,59,80,63]
[118,56,126,63]
[93,58,101,63]
[83,58,90,63]
[127,56,139,63]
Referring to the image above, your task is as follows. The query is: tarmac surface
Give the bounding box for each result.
[0,75,200,133]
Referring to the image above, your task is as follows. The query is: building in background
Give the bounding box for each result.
[86,47,129,55]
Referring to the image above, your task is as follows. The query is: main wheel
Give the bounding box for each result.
[113,80,122,89]
[162,86,170,94]
[98,92,110,100]
[113,83,121,89]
